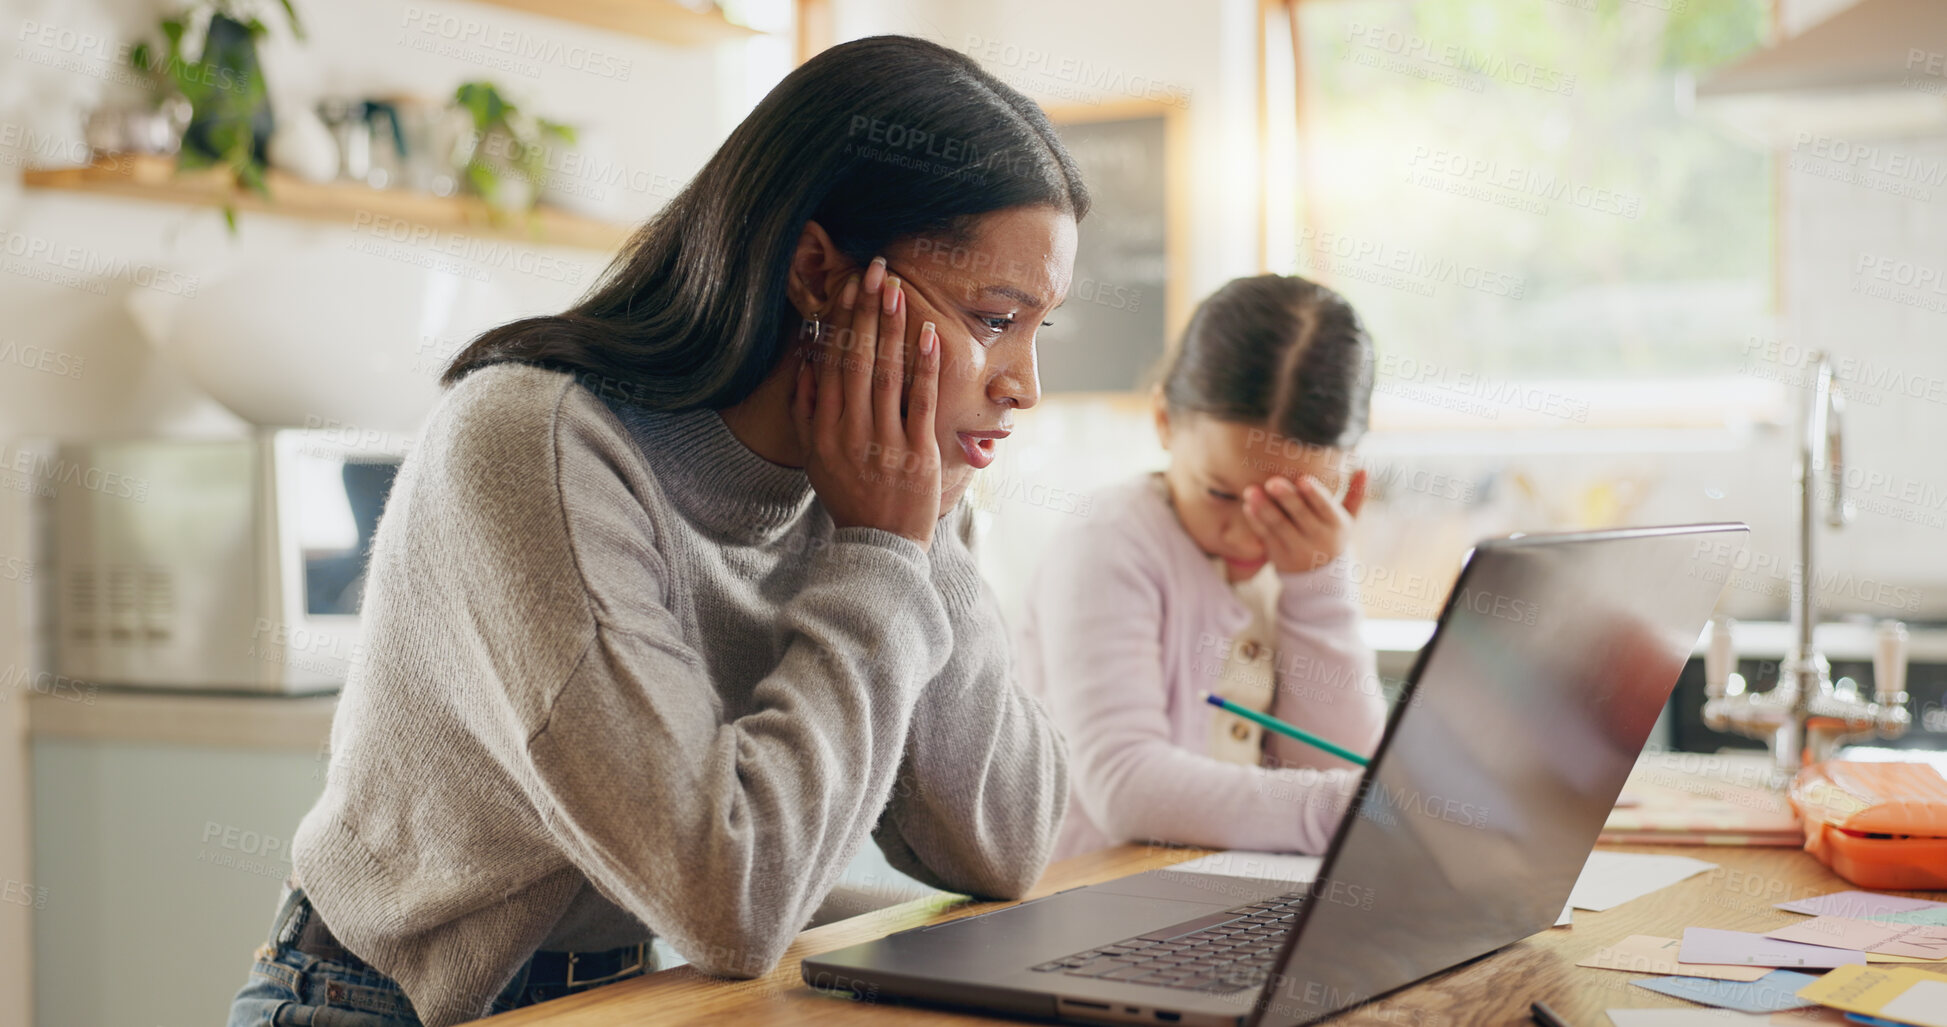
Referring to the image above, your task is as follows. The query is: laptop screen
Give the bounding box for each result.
[1251,524,1746,1027]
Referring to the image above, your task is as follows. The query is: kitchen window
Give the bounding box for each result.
[1261,0,1777,428]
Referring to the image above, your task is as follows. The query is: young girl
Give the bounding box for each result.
[1018,273,1387,860]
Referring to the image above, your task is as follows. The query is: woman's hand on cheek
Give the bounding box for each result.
[897,284,986,518]
[790,259,945,550]
[1241,468,1369,575]
[892,276,956,401]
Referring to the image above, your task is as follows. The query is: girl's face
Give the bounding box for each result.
[1154,403,1352,581]
[879,207,1078,512]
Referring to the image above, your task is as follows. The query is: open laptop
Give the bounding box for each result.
[804,522,1748,1026]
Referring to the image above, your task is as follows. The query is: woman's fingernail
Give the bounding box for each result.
[883,277,901,315]
[921,321,936,354]
[840,276,859,309]
[864,257,887,293]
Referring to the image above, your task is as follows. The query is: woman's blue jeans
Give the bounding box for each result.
[225,884,644,1026]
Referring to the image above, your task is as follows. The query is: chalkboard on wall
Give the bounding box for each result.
[1040,103,1183,394]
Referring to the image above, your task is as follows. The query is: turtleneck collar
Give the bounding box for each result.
[601,398,815,544]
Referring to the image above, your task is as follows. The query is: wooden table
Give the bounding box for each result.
[472,841,1947,1026]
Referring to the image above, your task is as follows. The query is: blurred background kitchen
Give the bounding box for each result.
[1,0,1943,1023]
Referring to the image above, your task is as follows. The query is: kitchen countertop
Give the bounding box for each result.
[25,688,335,751]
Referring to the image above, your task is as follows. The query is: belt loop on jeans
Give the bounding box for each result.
[273,886,310,950]
[290,893,377,972]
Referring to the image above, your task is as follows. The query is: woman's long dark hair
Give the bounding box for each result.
[1159,274,1375,448]
[443,35,1091,409]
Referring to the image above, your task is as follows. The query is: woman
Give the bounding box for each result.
[227,35,1086,1027]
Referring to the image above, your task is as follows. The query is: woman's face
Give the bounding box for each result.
[879,206,1078,512]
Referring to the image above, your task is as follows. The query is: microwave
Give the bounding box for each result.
[51,430,407,693]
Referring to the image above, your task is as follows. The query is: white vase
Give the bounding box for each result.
[267,103,340,183]
[124,245,525,432]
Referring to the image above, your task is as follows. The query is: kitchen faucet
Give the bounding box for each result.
[1702,350,1910,777]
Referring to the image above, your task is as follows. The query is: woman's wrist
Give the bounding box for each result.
[830,525,932,568]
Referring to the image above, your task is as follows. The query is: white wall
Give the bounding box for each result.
[842,0,1265,304]
[1769,0,1947,619]
[0,3,752,1023]
[1,0,733,442]
[1774,127,1947,618]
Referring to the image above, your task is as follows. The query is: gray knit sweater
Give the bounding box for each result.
[291,364,1069,1026]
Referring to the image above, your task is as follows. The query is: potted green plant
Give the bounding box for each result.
[130,1,305,229]
[453,81,576,215]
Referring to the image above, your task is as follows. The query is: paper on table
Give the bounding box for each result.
[1680,928,1867,969]
[1883,984,1947,1027]
[1608,1008,1850,1026]
[1580,935,1771,982]
[1766,917,1947,960]
[1557,901,1574,927]
[1604,752,1801,844]
[1794,963,1947,1027]
[1777,890,1946,920]
[1164,850,1323,883]
[1869,907,1947,927]
[1570,851,1719,911]
[1631,970,1822,1013]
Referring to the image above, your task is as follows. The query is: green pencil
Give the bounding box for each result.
[1201,691,1370,767]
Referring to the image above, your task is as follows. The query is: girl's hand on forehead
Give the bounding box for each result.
[1241,468,1369,576]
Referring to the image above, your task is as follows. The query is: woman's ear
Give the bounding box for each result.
[785,220,855,319]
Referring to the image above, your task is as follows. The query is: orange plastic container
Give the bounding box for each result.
[1788,760,1947,891]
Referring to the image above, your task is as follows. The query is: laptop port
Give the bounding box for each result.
[1155,1013,1181,1023]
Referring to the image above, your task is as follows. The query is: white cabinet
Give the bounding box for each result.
[29,692,329,1027]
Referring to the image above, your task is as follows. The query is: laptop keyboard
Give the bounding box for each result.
[1028,891,1308,993]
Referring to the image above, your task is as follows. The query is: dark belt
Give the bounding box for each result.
[293,896,647,990]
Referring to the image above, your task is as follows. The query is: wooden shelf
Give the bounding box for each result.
[473,0,760,46]
[21,153,634,252]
